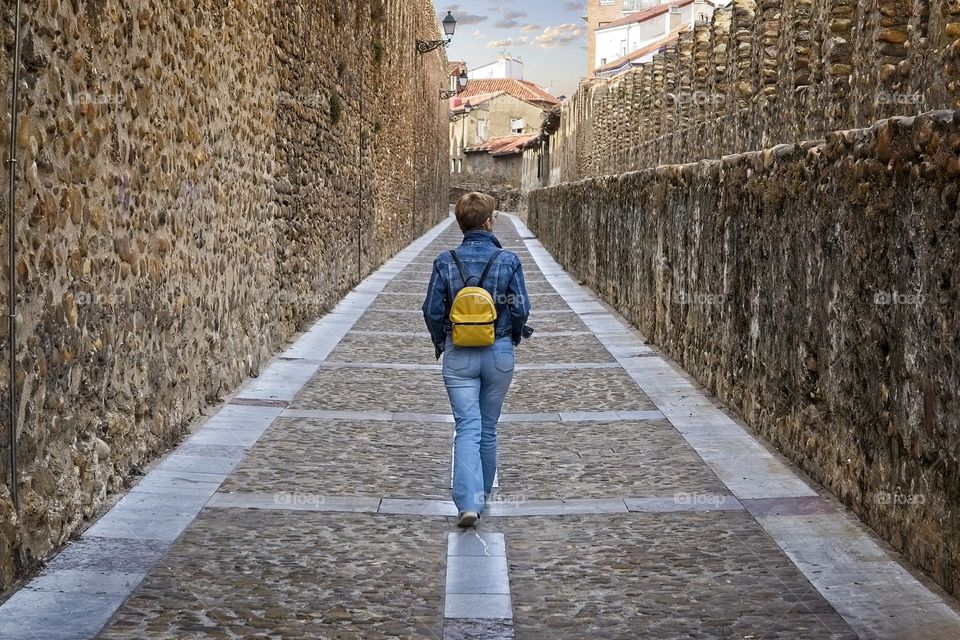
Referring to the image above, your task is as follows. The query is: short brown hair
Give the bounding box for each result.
[455,192,496,232]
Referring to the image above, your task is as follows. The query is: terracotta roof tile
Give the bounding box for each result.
[448,91,505,113]
[464,133,541,156]
[459,79,560,107]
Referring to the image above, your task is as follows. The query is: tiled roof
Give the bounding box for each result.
[459,79,560,107]
[595,24,691,74]
[464,133,542,156]
[448,61,467,76]
[598,0,694,31]
[448,91,505,113]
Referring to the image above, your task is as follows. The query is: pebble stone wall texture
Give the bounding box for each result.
[529,109,960,597]
[550,0,960,182]
[0,0,449,591]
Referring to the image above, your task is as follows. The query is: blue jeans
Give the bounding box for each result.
[442,336,515,514]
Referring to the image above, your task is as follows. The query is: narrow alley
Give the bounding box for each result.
[1,213,957,639]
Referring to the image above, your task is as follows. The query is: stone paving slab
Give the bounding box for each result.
[352,307,446,332]
[97,510,447,639]
[0,591,129,640]
[327,331,615,365]
[497,420,727,500]
[291,366,451,412]
[524,310,591,332]
[486,512,857,639]
[219,419,452,498]
[42,537,172,574]
[290,366,656,414]
[505,367,656,413]
[758,512,960,638]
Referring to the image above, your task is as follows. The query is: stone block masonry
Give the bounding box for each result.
[529,110,960,597]
[552,0,960,182]
[0,0,448,591]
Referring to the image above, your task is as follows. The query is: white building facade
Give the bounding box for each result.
[468,55,525,81]
[593,0,725,71]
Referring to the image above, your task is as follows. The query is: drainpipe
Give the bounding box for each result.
[6,0,24,513]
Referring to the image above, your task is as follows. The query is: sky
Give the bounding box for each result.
[437,1,588,98]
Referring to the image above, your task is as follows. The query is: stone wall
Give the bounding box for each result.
[551,0,960,182]
[0,0,448,590]
[530,110,960,596]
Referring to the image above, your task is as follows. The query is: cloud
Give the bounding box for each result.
[487,37,528,48]
[521,23,541,33]
[494,19,519,28]
[562,0,584,10]
[534,23,585,48]
[473,30,485,37]
[487,3,525,17]
[438,4,487,25]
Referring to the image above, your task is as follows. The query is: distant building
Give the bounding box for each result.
[585,0,727,77]
[595,24,691,77]
[468,54,525,81]
[448,61,468,92]
[448,78,561,210]
[458,79,560,111]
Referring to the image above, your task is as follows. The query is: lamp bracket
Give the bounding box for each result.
[416,39,450,55]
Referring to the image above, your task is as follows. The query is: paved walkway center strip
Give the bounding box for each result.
[444,531,514,639]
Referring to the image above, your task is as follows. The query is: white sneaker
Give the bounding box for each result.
[457,511,479,528]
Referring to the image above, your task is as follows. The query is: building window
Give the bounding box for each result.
[477,119,488,140]
[510,118,525,133]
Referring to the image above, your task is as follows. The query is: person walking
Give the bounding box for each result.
[422,192,531,528]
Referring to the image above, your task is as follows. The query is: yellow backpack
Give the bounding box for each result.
[448,249,503,347]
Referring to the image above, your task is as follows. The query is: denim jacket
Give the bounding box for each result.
[422,230,531,359]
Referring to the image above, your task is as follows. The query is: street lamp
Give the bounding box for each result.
[440,70,469,99]
[417,11,457,54]
[450,103,472,122]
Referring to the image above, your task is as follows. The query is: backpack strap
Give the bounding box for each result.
[449,250,471,286]
[478,250,503,287]
[450,249,503,289]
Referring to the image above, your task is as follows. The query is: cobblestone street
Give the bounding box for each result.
[2,214,960,639]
